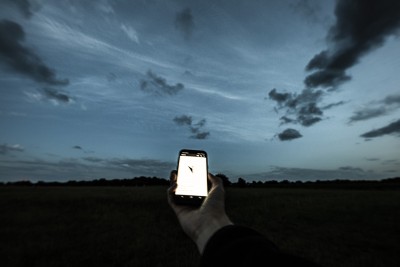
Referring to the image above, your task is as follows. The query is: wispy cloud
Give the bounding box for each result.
[0,156,175,181]
[121,23,139,44]
[34,14,178,71]
[349,94,400,123]
[0,143,24,155]
[25,88,75,106]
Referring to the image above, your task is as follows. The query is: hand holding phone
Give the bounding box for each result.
[174,149,208,206]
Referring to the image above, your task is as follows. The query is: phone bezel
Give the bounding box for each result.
[174,149,208,206]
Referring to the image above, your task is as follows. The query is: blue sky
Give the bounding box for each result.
[1,0,400,182]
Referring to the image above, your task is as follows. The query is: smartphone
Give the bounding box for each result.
[174,149,208,206]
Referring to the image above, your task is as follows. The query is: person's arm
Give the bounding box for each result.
[167,171,320,266]
[200,225,320,267]
[167,171,233,253]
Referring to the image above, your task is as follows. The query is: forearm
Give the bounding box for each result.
[195,215,233,254]
[200,225,320,267]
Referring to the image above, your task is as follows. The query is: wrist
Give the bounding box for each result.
[195,215,233,254]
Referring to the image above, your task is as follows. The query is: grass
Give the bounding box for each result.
[0,186,399,267]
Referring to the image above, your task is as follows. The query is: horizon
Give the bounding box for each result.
[1,0,400,182]
[2,174,400,185]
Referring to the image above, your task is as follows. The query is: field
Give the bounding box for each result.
[1,186,399,267]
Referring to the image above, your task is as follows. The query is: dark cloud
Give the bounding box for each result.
[140,70,184,96]
[350,107,387,123]
[191,132,210,140]
[322,101,346,110]
[349,94,400,123]
[269,88,324,127]
[173,115,192,126]
[384,94,400,105]
[279,116,295,125]
[72,145,94,154]
[190,119,210,140]
[305,0,400,89]
[0,143,24,155]
[42,87,71,103]
[268,88,291,105]
[269,0,400,138]
[361,119,400,138]
[360,119,400,138]
[277,128,302,141]
[4,0,33,18]
[0,20,69,86]
[173,115,210,140]
[174,7,195,40]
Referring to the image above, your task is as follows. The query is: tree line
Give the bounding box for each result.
[1,174,399,189]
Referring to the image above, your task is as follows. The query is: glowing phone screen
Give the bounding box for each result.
[175,151,208,197]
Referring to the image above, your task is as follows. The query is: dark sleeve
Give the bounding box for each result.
[200,225,320,267]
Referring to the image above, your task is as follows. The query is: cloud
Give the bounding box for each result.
[269,88,324,127]
[338,166,364,172]
[42,87,72,103]
[365,158,380,162]
[360,119,400,139]
[305,0,400,89]
[349,94,400,123]
[24,87,75,106]
[268,0,400,138]
[174,7,195,40]
[322,101,346,110]
[0,144,24,155]
[0,20,69,86]
[190,118,210,140]
[140,70,184,96]
[107,72,117,82]
[0,156,175,181]
[277,128,302,141]
[72,145,94,154]
[121,23,140,44]
[290,0,325,24]
[107,158,174,173]
[243,165,376,181]
[173,115,210,140]
[4,0,33,18]
[173,115,192,126]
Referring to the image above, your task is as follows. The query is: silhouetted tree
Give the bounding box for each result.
[237,177,247,188]
[215,173,232,187]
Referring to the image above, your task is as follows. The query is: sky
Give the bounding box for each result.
[1,0,400,182]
